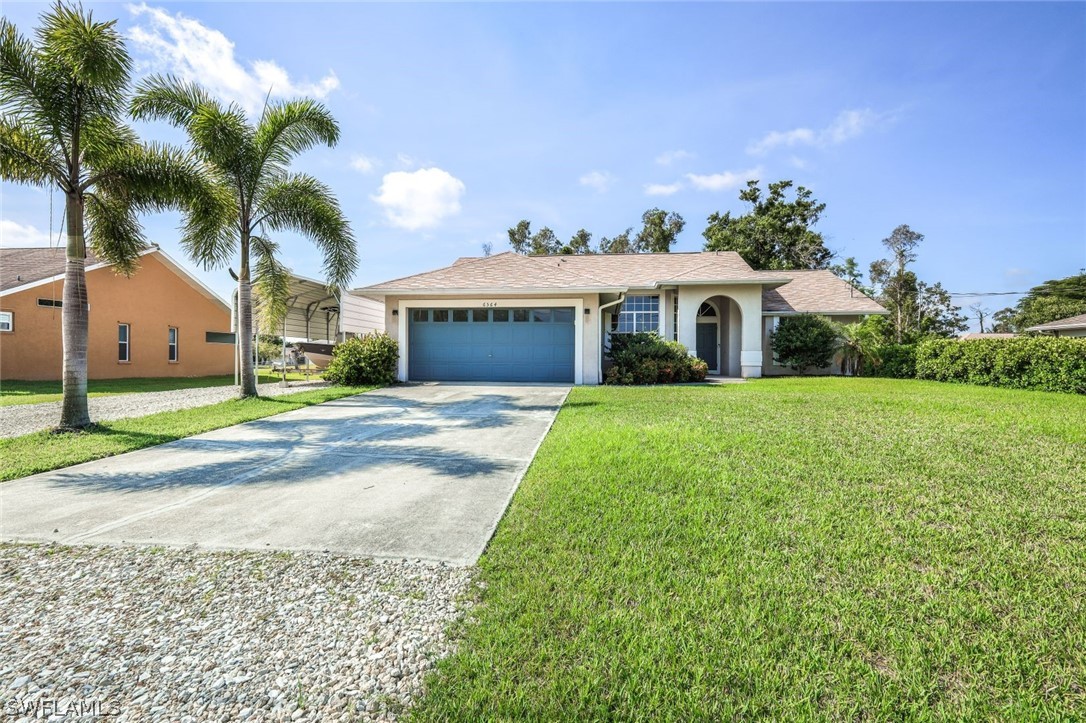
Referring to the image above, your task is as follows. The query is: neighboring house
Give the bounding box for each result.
[959,332,1018,340]
[355,251,886,384]
[263,272,384,342]
[1026,313,1086,338]
[0,247,235,381]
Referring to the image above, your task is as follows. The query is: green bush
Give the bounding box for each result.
[604,332,708,385]
[771,314,838,372]
[323,333,399,386]
[915,336,1086,394]
[870,344,917,378]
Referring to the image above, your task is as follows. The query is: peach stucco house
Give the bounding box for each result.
[0,246,235,381]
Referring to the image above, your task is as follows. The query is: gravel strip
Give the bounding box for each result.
[0,381,331,438]
[0,544,474,722]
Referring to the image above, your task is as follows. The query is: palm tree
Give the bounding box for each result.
[837,320,883,377]
[131,77,357,397]
[0,3,216,429]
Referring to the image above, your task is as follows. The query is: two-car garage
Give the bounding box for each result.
[407,306,575,383]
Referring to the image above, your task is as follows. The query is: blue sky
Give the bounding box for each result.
[3,2,1084,326]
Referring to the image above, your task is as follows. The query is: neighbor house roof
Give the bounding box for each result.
[960,332,1018,340]
[357,251,787,295]
[760,270,887,315]
[1026,313,1086,332]
[0,247,101,292]
[0,246,229,312]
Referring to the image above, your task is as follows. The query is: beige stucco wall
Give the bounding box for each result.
[676,284,765,377]
[381,293,602,384]
[0,253,234,381]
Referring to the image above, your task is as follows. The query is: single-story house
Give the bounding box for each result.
[960,332,1018,340]
[0,246,235,381]
[353,251,886,384]
[1026,313,1086,338]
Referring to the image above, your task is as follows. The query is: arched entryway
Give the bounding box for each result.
[693,295,742,376]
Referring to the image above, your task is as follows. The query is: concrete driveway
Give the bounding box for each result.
[0,384,569,565]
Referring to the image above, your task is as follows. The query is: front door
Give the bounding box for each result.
[696,322,718,373]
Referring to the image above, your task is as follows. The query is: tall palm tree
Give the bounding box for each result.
[131,77,357,397]
[0,3,217,429]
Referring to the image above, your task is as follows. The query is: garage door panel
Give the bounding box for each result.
[409,307,574,383]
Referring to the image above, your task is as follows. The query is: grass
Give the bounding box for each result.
[0,385,372,481]
[0,367,321,407]
[415,378,1086,721]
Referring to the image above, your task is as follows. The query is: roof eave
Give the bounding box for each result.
[353,286,628,297]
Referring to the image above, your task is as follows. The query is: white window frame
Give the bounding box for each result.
[118,323,130,362]
[611,294,660,335]
[0,311,12,332]
[168,326,179,363]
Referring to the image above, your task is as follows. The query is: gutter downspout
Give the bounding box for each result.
[597,293,626,384]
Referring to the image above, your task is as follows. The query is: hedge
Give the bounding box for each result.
[870,344,917,379]
[915,336,1086,394]
[604,332,709,385]
[323,333,399,386]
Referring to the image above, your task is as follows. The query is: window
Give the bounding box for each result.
[611,295,659,334]
[206,331,236,344]
[0,311,12,332]
[432,310,449,322]
[452,309,469,322]
[492,309,509,322]
[118,323,130,362]
[553,308,573,323]
[471,309,488,322]
[672,295,678,341]
[512,309,530,322]
[168,327,178,362]
[411,309,429,322]
[37,298,62,308]
[532,309,552,323]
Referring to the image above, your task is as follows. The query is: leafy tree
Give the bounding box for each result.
[507,219,531,255]
[634,208,684,253]
[132,76,357,397]
[916,280,968,337]
[992,273,1086,331]
[830,256,873,297]
[836,316,885,376]
[771,314,838,371]
[0,4,215,429]
[598,228,634,254]
[702,180,832,270]
[990,307,1017,334]
[529,226,561,255]
[564,228,593,255]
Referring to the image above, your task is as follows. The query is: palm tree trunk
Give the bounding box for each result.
[237,237,258,398]
[60,193,91,429]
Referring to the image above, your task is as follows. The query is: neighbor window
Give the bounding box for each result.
[0,311,12,332]
[611,295,659,334]
[118,323,130,362]
[168,327,178,362]
[36,298,62,308]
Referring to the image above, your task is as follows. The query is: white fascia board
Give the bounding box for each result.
[356,286,625,297]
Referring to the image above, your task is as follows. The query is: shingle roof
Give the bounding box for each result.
[960,332,1018,340]
[357,252,887,316]
[1026,313,1086,331]
[0,247,100,292]
[358,251,776,293]
[760,270,886,314]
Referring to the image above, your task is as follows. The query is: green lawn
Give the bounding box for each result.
[0,367,320,406]
[416,378,1086,720]
[0,385,371,481]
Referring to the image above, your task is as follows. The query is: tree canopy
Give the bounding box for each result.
[992,273,1086,331]
[702,180,832,270]
[507,208,684,255]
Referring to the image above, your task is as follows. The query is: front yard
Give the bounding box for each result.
[416,378,1086,720]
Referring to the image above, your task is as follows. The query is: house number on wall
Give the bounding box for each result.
[481,302,498,307]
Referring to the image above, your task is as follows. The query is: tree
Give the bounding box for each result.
[508,219,531,255]
[771,314,839,371]
[702,180,832,270]
[836,316,885,376]
[995,273,1086,331]
[830,256,873,297]
[0,3,215,429]
[916,280,967,337]
[990,307,1017,334]
[634,208,684,253]
[565,228,593,255]
[968,303,989,333]
[529,226,561,255]
[874,224,924,343]
[132,76,357,397]
[598,228,634,254]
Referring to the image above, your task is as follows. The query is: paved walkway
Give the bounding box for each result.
[0,380,329,438]
[0,383,569,565]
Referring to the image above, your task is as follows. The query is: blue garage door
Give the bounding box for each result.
[409,307,575,382]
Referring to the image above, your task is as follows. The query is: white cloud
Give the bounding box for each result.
[579,170,614,193]
[350,154,378,174]
[372,168,465,231]
[684,167,762,192]
[127,3,339,114]
[655,150,694,166]
[0,220,52,247]
[644,182,683,197]
[747,108,885,155]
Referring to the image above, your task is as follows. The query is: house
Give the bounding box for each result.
[960,332,1018,340]
[353,251,887,384]
[0,247,235,381]
[1026,313,1086,338]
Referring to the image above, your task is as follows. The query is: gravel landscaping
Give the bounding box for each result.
[0,381,330,439]
[0,544,473,722]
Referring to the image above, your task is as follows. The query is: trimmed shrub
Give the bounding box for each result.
[323,332,399,386]
[771,314,838,372]
[870,344,917,379]
[915,336,1086,394]
[604,332,708,385]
